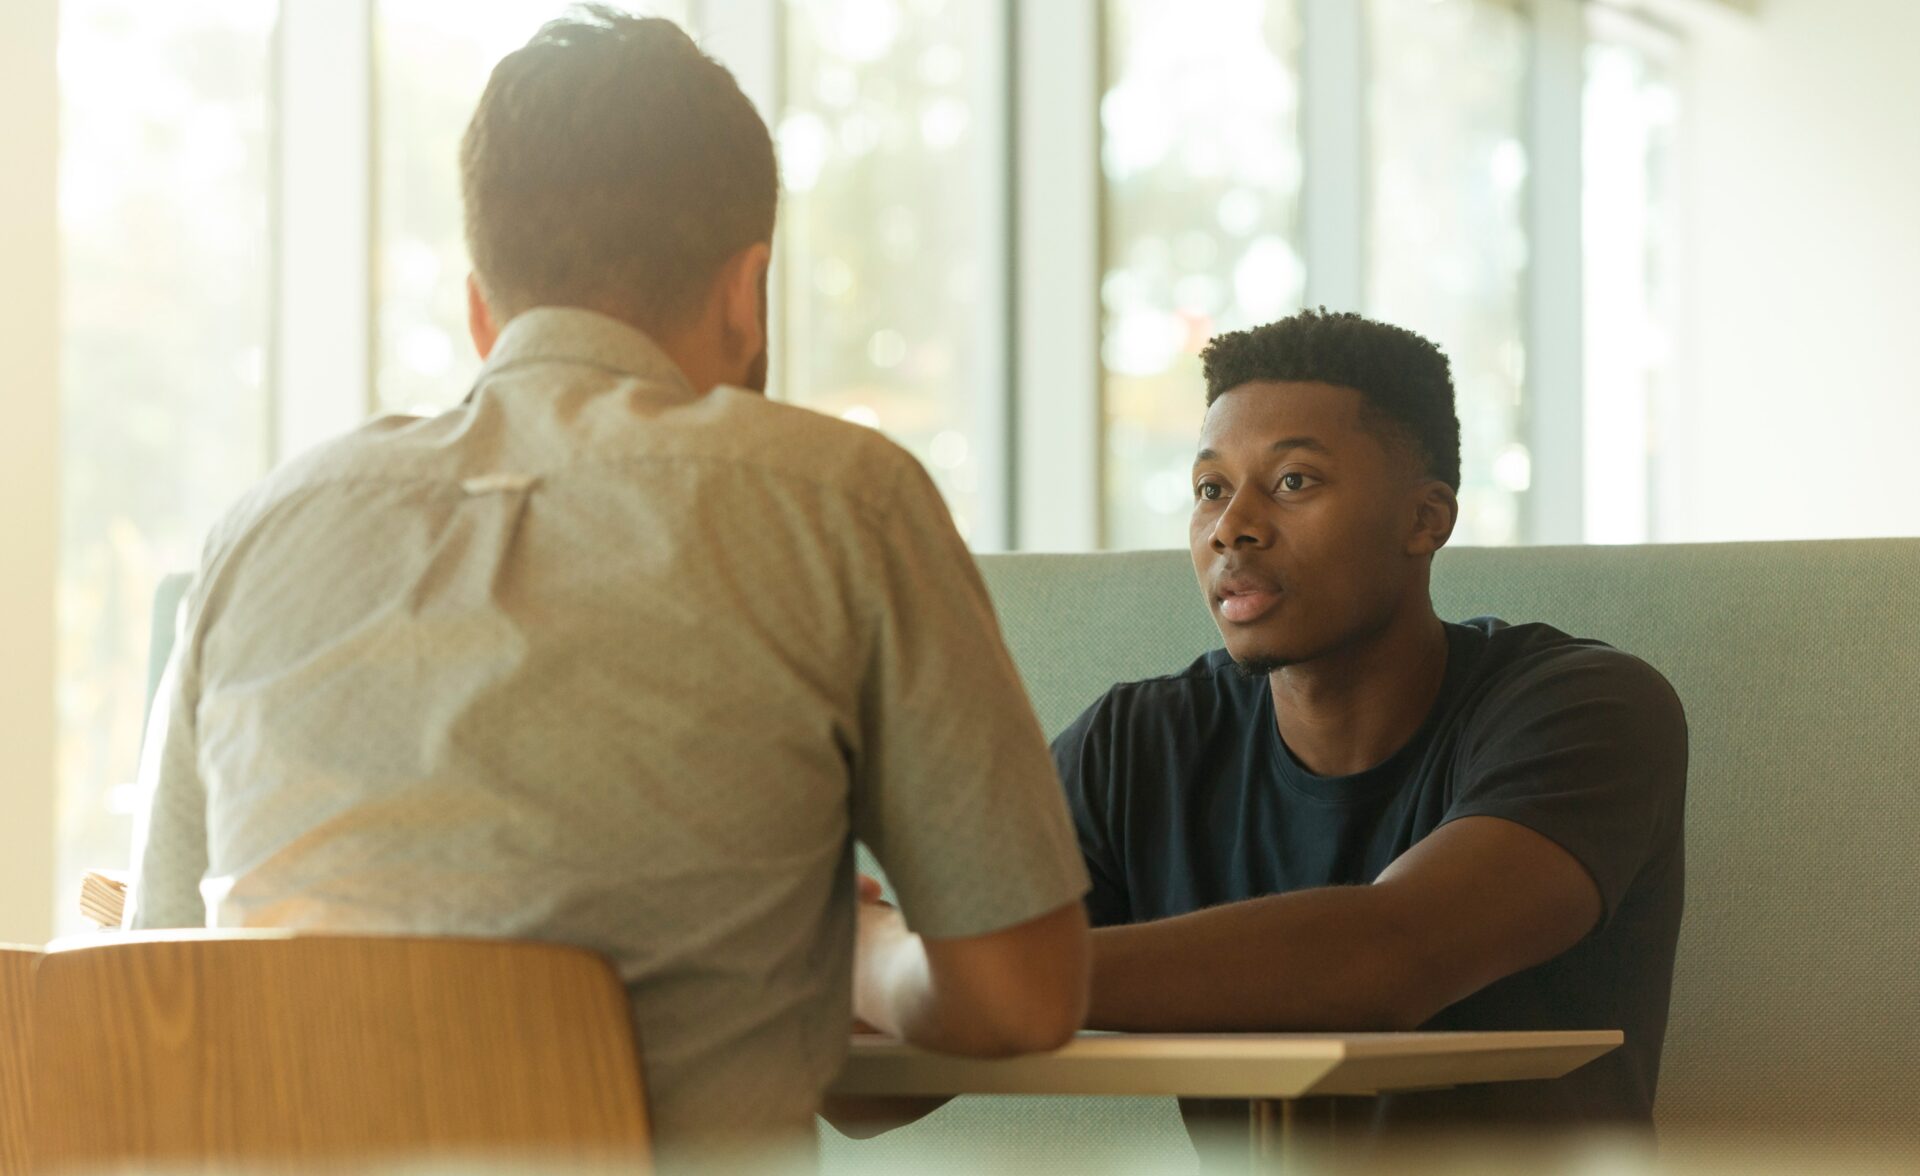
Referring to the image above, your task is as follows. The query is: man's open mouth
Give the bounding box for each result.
[1215,576,1283,624]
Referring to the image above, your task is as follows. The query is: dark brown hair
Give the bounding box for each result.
[459,6,778,333]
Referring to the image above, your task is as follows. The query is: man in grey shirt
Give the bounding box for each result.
[125,7,1090,1168]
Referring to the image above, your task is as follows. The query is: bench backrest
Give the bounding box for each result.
[973,541,1920,1141]
[155,536,1920,1160]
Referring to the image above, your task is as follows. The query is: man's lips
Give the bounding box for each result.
[1214,575,1283,624]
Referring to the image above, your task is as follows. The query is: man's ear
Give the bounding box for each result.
[1406,481,1459,558]
[719,241,772,360]
[467,273,501,360]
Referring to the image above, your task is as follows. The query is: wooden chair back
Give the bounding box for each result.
[0,945,37,1176]
[30,931,650,1172]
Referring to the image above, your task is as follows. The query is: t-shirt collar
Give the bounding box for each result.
[1267,621,1486,804]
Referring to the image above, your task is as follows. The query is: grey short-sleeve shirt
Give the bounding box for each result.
[124,307,1089,1162]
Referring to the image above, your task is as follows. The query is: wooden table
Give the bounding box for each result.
[831,1029,1622,1172]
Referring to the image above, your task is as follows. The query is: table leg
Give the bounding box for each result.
[1183,1097,1341,1174]
[1250,1098,1283,1167]
[1254,1096,1338,1173]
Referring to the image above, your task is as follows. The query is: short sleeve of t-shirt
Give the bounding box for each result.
[1443,643,1688,922]
[849,452,1090,939]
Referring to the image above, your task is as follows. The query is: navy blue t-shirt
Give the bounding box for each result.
[1052,618,1688,1131]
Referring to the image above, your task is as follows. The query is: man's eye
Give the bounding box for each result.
[1279,473,1311,492]
[1196,482,1224,501]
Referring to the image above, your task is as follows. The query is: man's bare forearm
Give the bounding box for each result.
[1087,886,1429,1032]
[857,930,998,1054]
[856,920,985,1053]
[1090,818,1608,1033]
[855,902,1088,1056]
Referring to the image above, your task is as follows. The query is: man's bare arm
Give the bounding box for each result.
[1086,816,1602,1031]
[826,881,1086,1138]
[856,897,1090,1056]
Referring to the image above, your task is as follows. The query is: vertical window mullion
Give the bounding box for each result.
[1300,0,1367,312]
[1526,0,1587,544]
[969,0,1014,552]
[1013,0,1101,552]
[697,0,785,403]
[697,0,783,129]
[273,0,376,462]
[0,0,59,943]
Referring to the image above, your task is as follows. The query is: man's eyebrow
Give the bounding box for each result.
[1194,437,1333,464]
[1270,436,1332,457]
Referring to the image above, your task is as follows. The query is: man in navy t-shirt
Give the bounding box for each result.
[1054,309,1687,1136]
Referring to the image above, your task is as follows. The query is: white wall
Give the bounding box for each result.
[1660,0,1920,541]
[0,0,59,945]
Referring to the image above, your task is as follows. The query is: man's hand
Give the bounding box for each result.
[851,874,892,1035]
[852,874,911,1037]
[827,872,957,1138]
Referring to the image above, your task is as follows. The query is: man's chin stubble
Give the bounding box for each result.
[1232,654,1291,679]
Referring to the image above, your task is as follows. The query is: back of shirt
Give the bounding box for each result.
[1055,618,1687,1132]
[127,308,1089,1162]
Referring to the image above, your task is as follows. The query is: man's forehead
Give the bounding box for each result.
[1199,380,1366,452]
[1194,435,1334,465]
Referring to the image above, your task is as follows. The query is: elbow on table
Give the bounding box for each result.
[923,899,1091,1056]
[1310,978,1432,1034]
[1282,914,1453,1033]
[1010,985,1090,1053]
[948,975,1088,1057]
[1365,930,1466,1033]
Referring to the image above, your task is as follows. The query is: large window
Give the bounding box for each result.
[49,0,1690,914]
[57,0,276,932]
[1099,0,1304,551]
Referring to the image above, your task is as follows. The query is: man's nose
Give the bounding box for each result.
[1211,492,1273,551]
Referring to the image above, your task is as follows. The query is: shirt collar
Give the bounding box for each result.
[475,306,697,398]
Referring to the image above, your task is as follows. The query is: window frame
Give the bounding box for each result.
[1527,0,1590,545]
[1582,2,1687,545]
[275,0,378,461]
[3,0,60,944]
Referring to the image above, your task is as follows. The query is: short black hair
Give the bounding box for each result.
[460,5,777,333]
[1200,309,1462,491]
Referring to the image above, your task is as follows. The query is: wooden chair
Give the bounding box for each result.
[30,930,651,1172]
[0,945,37,1176]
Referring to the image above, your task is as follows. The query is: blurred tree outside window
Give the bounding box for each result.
[1368,0,1531,546]
[1099,0,1305,552]
[777,0,998,542]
